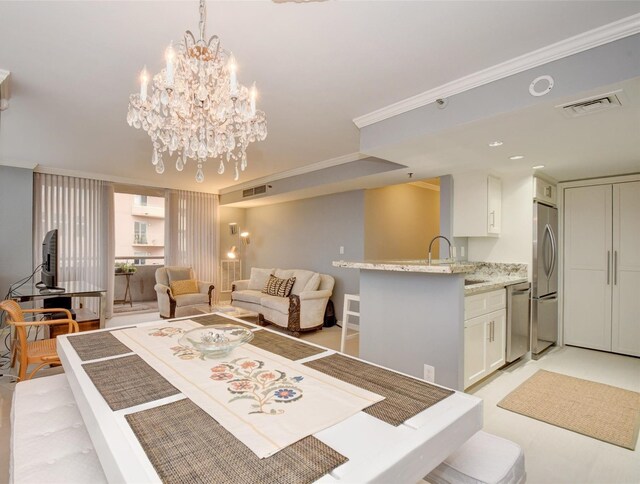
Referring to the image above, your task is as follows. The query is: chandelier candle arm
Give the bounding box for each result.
[127,0,267,183]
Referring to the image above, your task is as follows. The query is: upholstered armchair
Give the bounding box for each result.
[154,266,214,319]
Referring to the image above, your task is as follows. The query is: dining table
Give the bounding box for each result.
[57,311,483,483]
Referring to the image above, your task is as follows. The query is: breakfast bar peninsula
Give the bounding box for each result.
[333,260,474,390]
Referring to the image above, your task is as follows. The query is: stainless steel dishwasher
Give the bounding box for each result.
[506,282,531,363]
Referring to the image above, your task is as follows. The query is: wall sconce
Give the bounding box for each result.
[240,231,250,245]
[227,246,238,259]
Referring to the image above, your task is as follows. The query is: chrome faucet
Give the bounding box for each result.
[428,235,453,265]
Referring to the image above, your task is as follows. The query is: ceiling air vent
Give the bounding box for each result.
[242,185,267,198]
[559,92,623,118]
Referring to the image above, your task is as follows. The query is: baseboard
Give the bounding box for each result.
[336,321,359,331]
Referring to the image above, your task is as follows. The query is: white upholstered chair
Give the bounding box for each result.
[154,266,214,319]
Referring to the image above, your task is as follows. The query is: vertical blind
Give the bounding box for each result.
[165,189,219,286]
[33,173,113,316]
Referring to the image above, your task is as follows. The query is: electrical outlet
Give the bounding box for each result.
[461,246,465,258]
[339,246,344,255]
[423,364,435,383]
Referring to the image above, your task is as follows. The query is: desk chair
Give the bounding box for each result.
[0,299,79,381]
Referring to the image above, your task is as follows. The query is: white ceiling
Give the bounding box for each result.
[1,1,639,193]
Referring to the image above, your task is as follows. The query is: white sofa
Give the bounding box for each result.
[231,268,334,336]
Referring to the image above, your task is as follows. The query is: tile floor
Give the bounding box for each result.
[1,314,638,483]
[467,345,640,484]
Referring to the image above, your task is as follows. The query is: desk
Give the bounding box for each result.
[58,313,482,483]
[11,281,107,328]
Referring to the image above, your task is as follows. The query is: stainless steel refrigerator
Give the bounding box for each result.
[531,201,558,358]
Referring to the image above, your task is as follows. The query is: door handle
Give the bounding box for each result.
[614,251,618,285]
[490,211,496,228]
[607,251,610,285]
[548,224,557,278]
[512,289,531,295]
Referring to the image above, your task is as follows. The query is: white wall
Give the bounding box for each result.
[467,172,533,278]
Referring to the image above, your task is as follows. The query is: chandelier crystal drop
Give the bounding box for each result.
[127,0,267,183]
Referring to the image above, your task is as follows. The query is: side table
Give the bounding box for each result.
[114,272,134,307]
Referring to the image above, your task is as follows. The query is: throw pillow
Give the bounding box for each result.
[248,268,275,290]
[170,279,199,296]
[262,275,296,298]
[304,273,321,292]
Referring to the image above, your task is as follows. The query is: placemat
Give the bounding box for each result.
[249,330,326,361]
[67,329,133,361]
[82,354,180,411]
[126,398,348,483]
[304,353,454,426]
[189,313,259,328]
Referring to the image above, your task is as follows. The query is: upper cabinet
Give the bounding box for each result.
[453,172,502,237]
[533,176,557,206]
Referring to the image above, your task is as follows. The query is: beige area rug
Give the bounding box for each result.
[498,370,640,450]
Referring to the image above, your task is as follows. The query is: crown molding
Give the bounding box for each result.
[353,13,640,128]
[0,160,38,170]
[219,152,364,194]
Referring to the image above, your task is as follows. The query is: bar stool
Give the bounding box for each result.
[340,294,360,353]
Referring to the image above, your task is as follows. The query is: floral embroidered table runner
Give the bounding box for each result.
[112,320,384,458]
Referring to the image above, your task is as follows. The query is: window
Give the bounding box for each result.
[114,191,165,267]
[134,251,151,265]
[134,221,148,244]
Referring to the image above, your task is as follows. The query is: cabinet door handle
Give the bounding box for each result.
[607,251,610,285]
[490,211,496,228]
[614,251,618,286]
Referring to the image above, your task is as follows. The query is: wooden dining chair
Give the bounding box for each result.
[0,299,79,381]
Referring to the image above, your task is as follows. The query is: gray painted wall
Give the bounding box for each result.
[0,166,33,298]
[244,190,365,319]
[360,34,640,153]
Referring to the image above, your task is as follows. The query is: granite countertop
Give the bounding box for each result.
[463,262,529,295]
[332,259,475,274]
[464,275,529,295]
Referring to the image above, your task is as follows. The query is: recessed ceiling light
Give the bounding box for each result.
[488,141,503,147]
[532,165,545,170]
[509,155,525,160]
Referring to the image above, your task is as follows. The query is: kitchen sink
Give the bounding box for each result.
[464,279,488,286]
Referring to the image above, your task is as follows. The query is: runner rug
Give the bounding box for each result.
[113,320,383,458]
[498,370,640,450]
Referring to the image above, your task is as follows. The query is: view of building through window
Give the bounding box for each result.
[114,192,165,266]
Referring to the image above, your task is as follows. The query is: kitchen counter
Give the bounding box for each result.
[464,275,528,295]
[332,260,475,274]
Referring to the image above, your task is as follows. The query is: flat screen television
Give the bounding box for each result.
[39,229,64,291]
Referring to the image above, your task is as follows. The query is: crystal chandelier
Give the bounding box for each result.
[127,0,267,183]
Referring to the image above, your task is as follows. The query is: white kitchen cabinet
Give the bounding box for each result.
[564,181,640,357]
[463,288,506,389]
[453,172,502,237]
[533,176,557,206]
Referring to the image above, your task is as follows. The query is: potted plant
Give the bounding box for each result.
[115,262,137,274]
